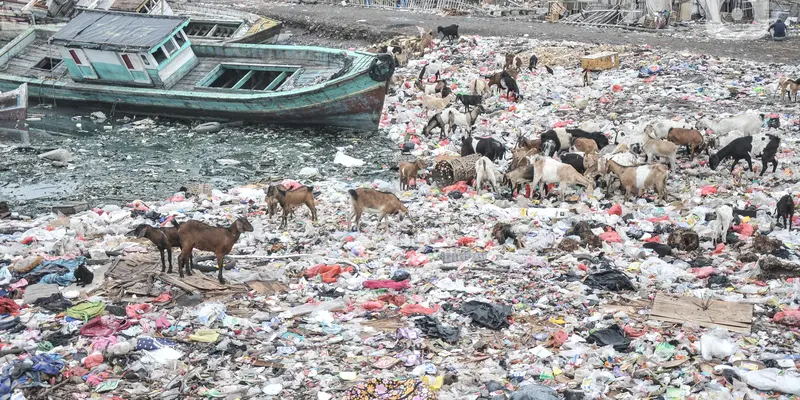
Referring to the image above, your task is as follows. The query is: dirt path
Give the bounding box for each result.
[252,1,798,63]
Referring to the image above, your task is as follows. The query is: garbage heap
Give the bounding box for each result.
[1,36,800,399]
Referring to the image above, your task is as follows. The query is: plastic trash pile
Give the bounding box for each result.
[2,36,800,399]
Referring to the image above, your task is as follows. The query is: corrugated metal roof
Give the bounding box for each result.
[51,10,188,51]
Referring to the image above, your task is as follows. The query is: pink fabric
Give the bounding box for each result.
[280,179,303,191]
[692,267,718,279]
[91,336,118,352]
[80,316,131,337]
[126,304,153,319]
[363,280,411,291]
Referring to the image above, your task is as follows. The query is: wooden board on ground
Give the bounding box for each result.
[106,254,160,280]
[247,280,288,295]
[581,51,620,70]
[649,293,753,333]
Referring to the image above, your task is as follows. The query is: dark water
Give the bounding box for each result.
[0,105,394,215]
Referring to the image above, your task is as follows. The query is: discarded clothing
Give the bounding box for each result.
[66,301,106,322]
[587,325,631,352]
[414,316,460,344]
[460,301,511,330]
[343,377,436,400]
[363,279,411,290]
[0,298,19,314]
[583,270,635,292]
[32,293,73,312]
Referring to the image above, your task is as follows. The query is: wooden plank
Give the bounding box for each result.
[649,293,753,333]
[231,70,254,89]
[264,71,287,91]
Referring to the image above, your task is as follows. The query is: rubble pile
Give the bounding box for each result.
[2,36,800,399]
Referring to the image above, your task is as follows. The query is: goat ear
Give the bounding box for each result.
[137,226,149,238]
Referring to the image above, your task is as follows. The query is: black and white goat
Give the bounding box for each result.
[541,128,608,157]
[708,134,780,176]
[461,135,506,162]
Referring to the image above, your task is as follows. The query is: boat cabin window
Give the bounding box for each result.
[69,50,83,65]
[140,55,152,67]
[121,54,135,70]
[152,48,168,65]
[162,39,177,55]
[33,57,63,71]
[198,64,300,91]
[174,32,187,48]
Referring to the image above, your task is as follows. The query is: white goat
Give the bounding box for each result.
[475,157,500,194]
[709,205,734,245]
[645,119,693,139]
[642,128,678,170]
[696,114,762,136]
[711,129,747,149]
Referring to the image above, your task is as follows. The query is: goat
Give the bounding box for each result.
[437,24,459,41]
[503,164,542,197]
[420,31,433,52]
[422,112,450,138]
[493,223,525,248]
[348,188,408,231]
[572,137,599,154]
[598,151,639,195]
[421,93,455,115]
[582,68,592,87]
[499,70,521,100]
[74,264,94,287]
[468,78,490,97]
[645,120,693,139]
[517,136,542,151]
[455,94,482,113]
[560,152,585,175]
[666,128,707,159]
[441,105,484,135]
[528,54,538,71]
[504,53,522,70]
[696,113,763,136]
[568,129,609,150]
[399,159,427,190]
[776,194,795,230]
[779,77,799,102]
[511,147,538,170]
[177,217,253,284]
[601,159,668,202]
[475,156,500,194]
[130,221,183,274]
[415,65,446,94]
[710,129,747,150]
[266,184,318,229]
[487,69,519,95]
[541,128,572,156]
[708,134,780,176]
[531,155,594,202]
[461,135,506,161]
[642,128,678,169]
[710,205,733,245]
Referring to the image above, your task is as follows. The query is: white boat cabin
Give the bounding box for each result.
[49,10,197,89]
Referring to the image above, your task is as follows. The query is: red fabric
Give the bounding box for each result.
[378,294,407,306]
[644,236,661,243]
[80,316,131,337]
[0,298,19,314]
[712,243,726,254]
[700,186,718,196]
[737,223,754,239]
[363,280,410,291]
[362,301,385,311]
[305,264,353,283]
[400,304,440,316]
[692,267,717,278]
[83,354,104,368]
[443,181,469,194]
[551,330,568,348]
[775,309,800,326]
[611,84,623,92]
[607,204,622,216]
[125,304,152,319]
[457,237,476,246]
[599,228,621,243]
[153,293,172,303]
[624,325,647,337]
[647,216,670,223]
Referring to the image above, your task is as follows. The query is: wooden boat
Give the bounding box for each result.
[0,83,28,121]
[0,10,393,130]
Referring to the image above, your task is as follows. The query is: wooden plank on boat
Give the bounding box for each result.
[649,293,753,333]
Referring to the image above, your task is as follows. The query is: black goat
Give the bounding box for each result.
[129,221,187,274]
[437,24,459,41]
[500,70,521,101]
[567,129,609,150]
[461,135,506,162]
[528,54,538,71]
[560,153,585,174]
[708,134,780,176]
[776,194,795,230]
[456,94,482,113]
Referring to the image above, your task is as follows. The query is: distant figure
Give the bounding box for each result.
[768,18,787,41]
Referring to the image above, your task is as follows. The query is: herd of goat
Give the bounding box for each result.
[127,26,797,285]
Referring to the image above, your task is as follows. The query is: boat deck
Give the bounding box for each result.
[9,35,348,92]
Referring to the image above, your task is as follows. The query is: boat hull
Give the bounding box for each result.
[0,71,387,130]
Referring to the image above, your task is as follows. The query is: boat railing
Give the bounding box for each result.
[339,0,480,12]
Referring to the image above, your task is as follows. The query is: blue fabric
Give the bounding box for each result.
[39,271,75,286]
[29,257,85,286]
[136,337,177,351]
[0,354,65,399]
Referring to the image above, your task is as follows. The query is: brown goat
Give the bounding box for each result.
[487,68,519,94]
[348,188,408,231]
[266,184,318,229]
[779,77,799,102]
[666,128,706,159]
[399,159,427,190]
[572,137,599,154]
[177,217,253,284]
[510,147,538,170]
[516,136,542,151]
[130,222,186,274]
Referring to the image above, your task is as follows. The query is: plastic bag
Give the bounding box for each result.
[700,329,738,361]
[584,270,635,291]
[587,325,630,352]
[509,384,559,400]
[743,368,800,395]
[460,301,511,330]
[414,316,460,344]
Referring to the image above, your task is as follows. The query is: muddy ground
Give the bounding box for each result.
[251,1,799,64]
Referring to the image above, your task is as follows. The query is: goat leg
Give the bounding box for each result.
[745,155,753,172]
[729,158,739,172]
[167,247,173,274]
[772,159,778,173]
[178,253,185,278]
[159,249,166,273]
[216,254,226,285]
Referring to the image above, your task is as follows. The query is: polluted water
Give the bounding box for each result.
[2,32,800,400]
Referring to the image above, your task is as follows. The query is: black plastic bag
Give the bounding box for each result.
[508,384,559,400]
[460,301,511,330]
[414,316,461,344]
[584,270,635,291]
[587,325,630,352]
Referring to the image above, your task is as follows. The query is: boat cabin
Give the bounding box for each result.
[50,10,197,89]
